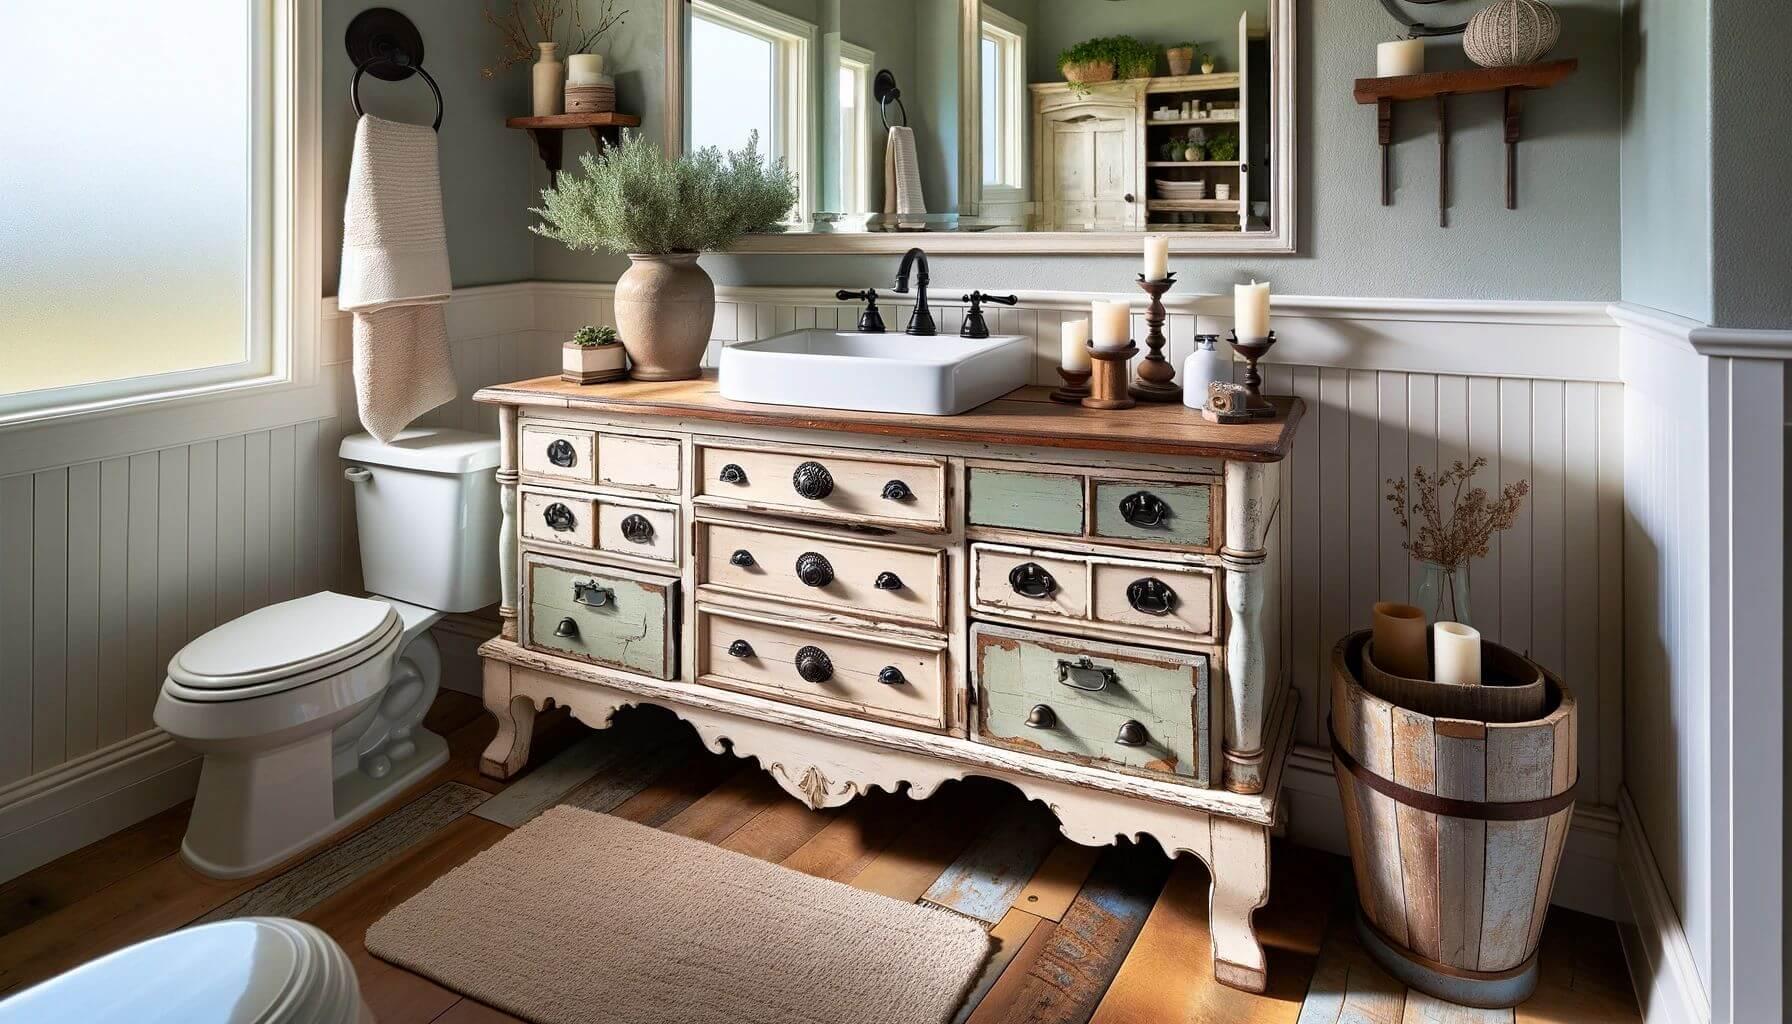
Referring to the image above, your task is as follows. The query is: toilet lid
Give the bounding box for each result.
[169,592,401,691]
[0,918,362,1024]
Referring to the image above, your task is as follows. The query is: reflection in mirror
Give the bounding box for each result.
[677,0,1287,244]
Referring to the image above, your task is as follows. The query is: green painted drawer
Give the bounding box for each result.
[968,468,1084,536]
[1089,479,1216,551]
[524,554,678,679]
[972,623,1216,786]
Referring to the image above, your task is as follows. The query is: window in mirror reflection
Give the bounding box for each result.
[980,8,1027,213]
[836,44,874,214]
[689,0,814,221]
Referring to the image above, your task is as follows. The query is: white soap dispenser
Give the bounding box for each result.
[1182,334,1228,410]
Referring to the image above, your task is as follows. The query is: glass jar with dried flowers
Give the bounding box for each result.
[1385,458,1530,626]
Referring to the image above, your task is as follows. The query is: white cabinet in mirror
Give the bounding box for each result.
[666,0,1295,254]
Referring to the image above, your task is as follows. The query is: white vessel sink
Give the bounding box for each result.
[718,329,1034,416]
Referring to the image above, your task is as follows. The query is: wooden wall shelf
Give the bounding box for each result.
[1353,59,1577,225]
[506,112,641,185]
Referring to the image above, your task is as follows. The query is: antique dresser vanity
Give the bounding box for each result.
[474,375,1302,991]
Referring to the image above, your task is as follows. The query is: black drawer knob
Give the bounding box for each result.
[728,639,754,659]
[795,552,835,588]
[792,461,835,500]
[1025,704,1056,729]
[546,438,577,467]
[620,514,654,544]
[1119,491,1170,529]
[1008,562,1056,599]
[874,571,903,591]
[729,549,756,568]
[1125,577,1177,616]
[882,479,913,502]
[878,666,906,686]
[719,463,747,485]
[1115,720,1149,747]
[543,502,576,532]
[795,645,834,683]
[553,617,579,638]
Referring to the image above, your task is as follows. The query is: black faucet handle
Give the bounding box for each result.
[963,291,1019,307]
[959,292,1020,339]
[835,289,887,333]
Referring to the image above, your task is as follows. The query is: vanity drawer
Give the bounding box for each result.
[694,441,949,533]
[696,519,947,630]
[597,433,682,494]
[520,486,679,565]
[523,555,678,679]
[520,425,597,485]
[971,623,1216,786]
[971,543,1217,644]
[967,468,1085,536]
[696,606,948,730]
[1089,479,1218,552]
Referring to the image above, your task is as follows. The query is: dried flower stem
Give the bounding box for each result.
[481,0,569,79]
[570,0,626,55]
[1385,458,1529,571]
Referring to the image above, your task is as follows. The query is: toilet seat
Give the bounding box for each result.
[0,917,369,1024]
[166,593,402,702]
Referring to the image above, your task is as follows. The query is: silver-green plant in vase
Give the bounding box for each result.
[531,130,795,381]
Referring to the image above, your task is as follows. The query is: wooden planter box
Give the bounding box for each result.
[1330,630,1576,1008]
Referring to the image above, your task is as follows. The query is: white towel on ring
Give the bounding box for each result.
[339,114,456,442]
[883,126,927,227]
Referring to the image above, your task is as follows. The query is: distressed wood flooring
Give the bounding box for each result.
[0,692,1641,1024]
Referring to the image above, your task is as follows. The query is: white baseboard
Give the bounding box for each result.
[1280,743,1622,920]
[1616,790,1710,1024]
[0,730,200,883]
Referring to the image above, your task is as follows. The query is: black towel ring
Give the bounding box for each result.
[1375,0,1468,38]
[345,7,444,131]
[874,69,907,130]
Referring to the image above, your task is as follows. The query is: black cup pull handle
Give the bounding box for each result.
[543,502,577,532]
[719,463,747,485]
[553,617,579,638]
[619,514,654,544]
[1115,720,1149,747]
[874,571,903,591]
[1025,704,1056,729]
[1125,577,1177,616]
[878,666,906,686]
[730,549,756,568]
[1119,491,1170,529]
[546,438,577,467]
[1008,562,1056,599]
[882,480,913,502]
[728,639,754,659]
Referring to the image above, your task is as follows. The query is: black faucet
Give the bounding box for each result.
[893,247,936,336]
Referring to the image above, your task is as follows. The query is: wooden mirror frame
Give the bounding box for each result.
[663,0,1297,254]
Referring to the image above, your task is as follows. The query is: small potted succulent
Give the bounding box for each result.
[1200,49,1217,75]
[1183,137,1207,161]
[1166,42,1196,76]
[562,324,627,385]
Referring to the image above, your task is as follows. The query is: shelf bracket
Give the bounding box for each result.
[524,128,566,186]
[1436,94,1450,228]
[1377,98,1393,206]
[1504,87,1523,210]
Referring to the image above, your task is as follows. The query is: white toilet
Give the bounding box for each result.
[0,917,372,1023]
[155,428,500,879]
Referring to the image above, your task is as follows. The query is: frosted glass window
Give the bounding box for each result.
[690,16,775,159]
[0,0,269,414]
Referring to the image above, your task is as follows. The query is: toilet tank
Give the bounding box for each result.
[339,429,501,614]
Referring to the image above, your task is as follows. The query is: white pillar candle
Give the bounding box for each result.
[1091,301,1132,350]
[1060,318,1092,372]
[1377,39,1424,78]
[1143,236,1170,282]
[1432,622,1483,686]
[568,53,606,85]
[1234,280,1271,340]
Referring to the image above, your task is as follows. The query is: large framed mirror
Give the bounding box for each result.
[663,0,1295,253]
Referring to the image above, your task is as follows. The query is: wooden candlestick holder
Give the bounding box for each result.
[1049,366,1092,404]
[1129,274,1182,403]
[1082,343,1138,410]
[1225,330,1279,419]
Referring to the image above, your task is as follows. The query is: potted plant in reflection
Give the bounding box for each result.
[531,131,796,381]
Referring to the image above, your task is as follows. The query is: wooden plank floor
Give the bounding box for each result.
[0,693,1641,1024]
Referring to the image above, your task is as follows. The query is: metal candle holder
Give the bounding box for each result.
[1225,330,1279,419]
[1129,274,1182,403]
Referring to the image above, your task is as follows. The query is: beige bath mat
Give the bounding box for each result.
[367,805,992,1024]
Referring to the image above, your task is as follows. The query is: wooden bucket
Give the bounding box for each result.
[1330,630,1576,1008]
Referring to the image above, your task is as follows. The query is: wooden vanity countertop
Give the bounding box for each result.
[475,373,1304,462]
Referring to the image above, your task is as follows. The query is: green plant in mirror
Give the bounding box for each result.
[571,324,618,346]
[1207,131,1240,162]
[1057,35,1159,80]
[530,130,796,255]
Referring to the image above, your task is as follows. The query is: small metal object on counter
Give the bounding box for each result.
[835,289,887,333]
[1129,273,1183,403]
[1203,381,1257,424]
[958,291,1019,340]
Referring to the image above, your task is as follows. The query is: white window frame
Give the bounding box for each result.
[980,7,1027,204]
[836,41,874,215]
[690,0,816,223]
[0,0,315,430]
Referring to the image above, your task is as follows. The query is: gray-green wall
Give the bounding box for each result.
[1708,0,1792,329]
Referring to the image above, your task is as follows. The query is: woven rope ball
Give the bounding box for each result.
[1463,0,1562,67]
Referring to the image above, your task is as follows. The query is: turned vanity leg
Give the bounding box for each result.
[1208,816,1272,993]
[480,660,537,779]
[1222,460,1280,794]
[497,405,520,642]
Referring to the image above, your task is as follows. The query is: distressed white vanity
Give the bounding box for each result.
[474,374,1302,991]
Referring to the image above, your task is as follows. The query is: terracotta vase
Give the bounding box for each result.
[613,254,715,381]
